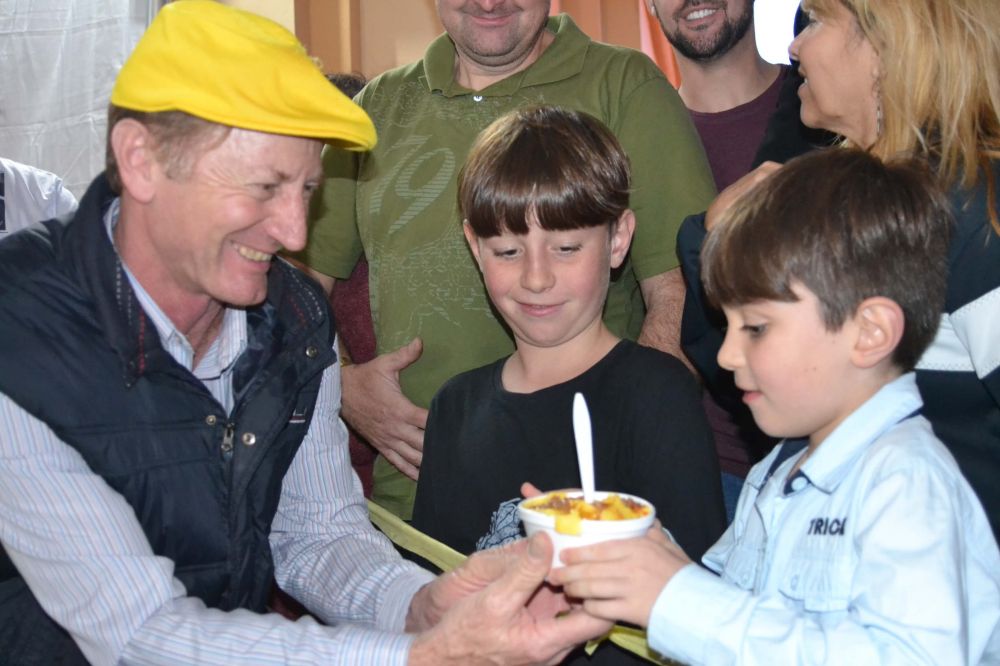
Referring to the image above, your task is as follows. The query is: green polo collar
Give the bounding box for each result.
[422,14,589,97]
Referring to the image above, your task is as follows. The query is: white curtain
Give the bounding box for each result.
[0,0,161,200]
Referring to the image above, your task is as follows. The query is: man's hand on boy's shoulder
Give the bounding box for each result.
[550,523,692,629]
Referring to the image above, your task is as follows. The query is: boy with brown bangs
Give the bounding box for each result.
[551,149,1000,664]
[411,106,725,585]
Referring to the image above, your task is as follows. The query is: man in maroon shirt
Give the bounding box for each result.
[647,0,786,190]
[648,0,786,517]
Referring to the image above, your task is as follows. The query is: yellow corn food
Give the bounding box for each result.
[524,492,650,535]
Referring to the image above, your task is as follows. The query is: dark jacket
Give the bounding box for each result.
[0,174,336,662]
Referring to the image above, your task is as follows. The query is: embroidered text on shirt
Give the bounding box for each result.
[808,517,847,535]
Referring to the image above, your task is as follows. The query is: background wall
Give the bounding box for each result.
[231,0,800,82]
[1,0,799,200]
[0,0,155,199]
[229,0,295,31]
[293,0,649,81]
[358,0,443,78]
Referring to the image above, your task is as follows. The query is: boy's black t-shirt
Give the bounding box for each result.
[411,339,727,561]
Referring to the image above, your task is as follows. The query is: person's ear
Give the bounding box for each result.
[851,296,904,369]
[462,220,484,269]
[609,209,635,269]
[110,118,160,203]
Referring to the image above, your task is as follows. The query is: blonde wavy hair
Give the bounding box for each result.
[803,0,1000,231]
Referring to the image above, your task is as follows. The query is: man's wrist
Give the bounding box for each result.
[406,587,468,666]
[338,362,361,421]
[408,625,457,666]
[404,582,437,633]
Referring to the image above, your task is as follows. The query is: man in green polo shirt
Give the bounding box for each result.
[297,0,716,519]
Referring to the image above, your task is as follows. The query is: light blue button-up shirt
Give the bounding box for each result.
[649,373,1000,665]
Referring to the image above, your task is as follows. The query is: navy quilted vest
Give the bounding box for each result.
[0,175,336,660]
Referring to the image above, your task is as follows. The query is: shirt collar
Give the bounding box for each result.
[787,373,924,495]
[423,14,589,97]
[103,198,247,375]
[760,437,808,489]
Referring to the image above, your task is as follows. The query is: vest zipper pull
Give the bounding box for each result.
[221,422,235,457]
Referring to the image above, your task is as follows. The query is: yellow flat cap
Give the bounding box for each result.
[111,0,375,150]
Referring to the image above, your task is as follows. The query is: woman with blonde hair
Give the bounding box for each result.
[792,0,1000,540]
[792,0,1000,210]
[681,0,1000,540]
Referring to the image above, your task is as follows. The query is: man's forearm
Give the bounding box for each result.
[638,267,691,370]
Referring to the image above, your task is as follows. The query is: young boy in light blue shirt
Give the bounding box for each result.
[551,149,1000,664]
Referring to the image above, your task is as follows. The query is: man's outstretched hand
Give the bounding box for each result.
[408,534,612,665]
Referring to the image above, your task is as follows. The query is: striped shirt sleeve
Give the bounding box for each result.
[0,358,432,665]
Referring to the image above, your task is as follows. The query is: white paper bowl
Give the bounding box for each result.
[517,490,655,568]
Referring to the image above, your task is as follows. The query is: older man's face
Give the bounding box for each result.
[651,0,754,62]
[143,128,323,311]
[437,0,551,71]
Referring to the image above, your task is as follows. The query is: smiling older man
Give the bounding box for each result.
[0,2,609,664]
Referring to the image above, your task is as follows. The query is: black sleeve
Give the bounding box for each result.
[410,387,461,564]
[677,216,781,461]
[411,371,509,558]
[618,352,727,561]
[677,213,730,397]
